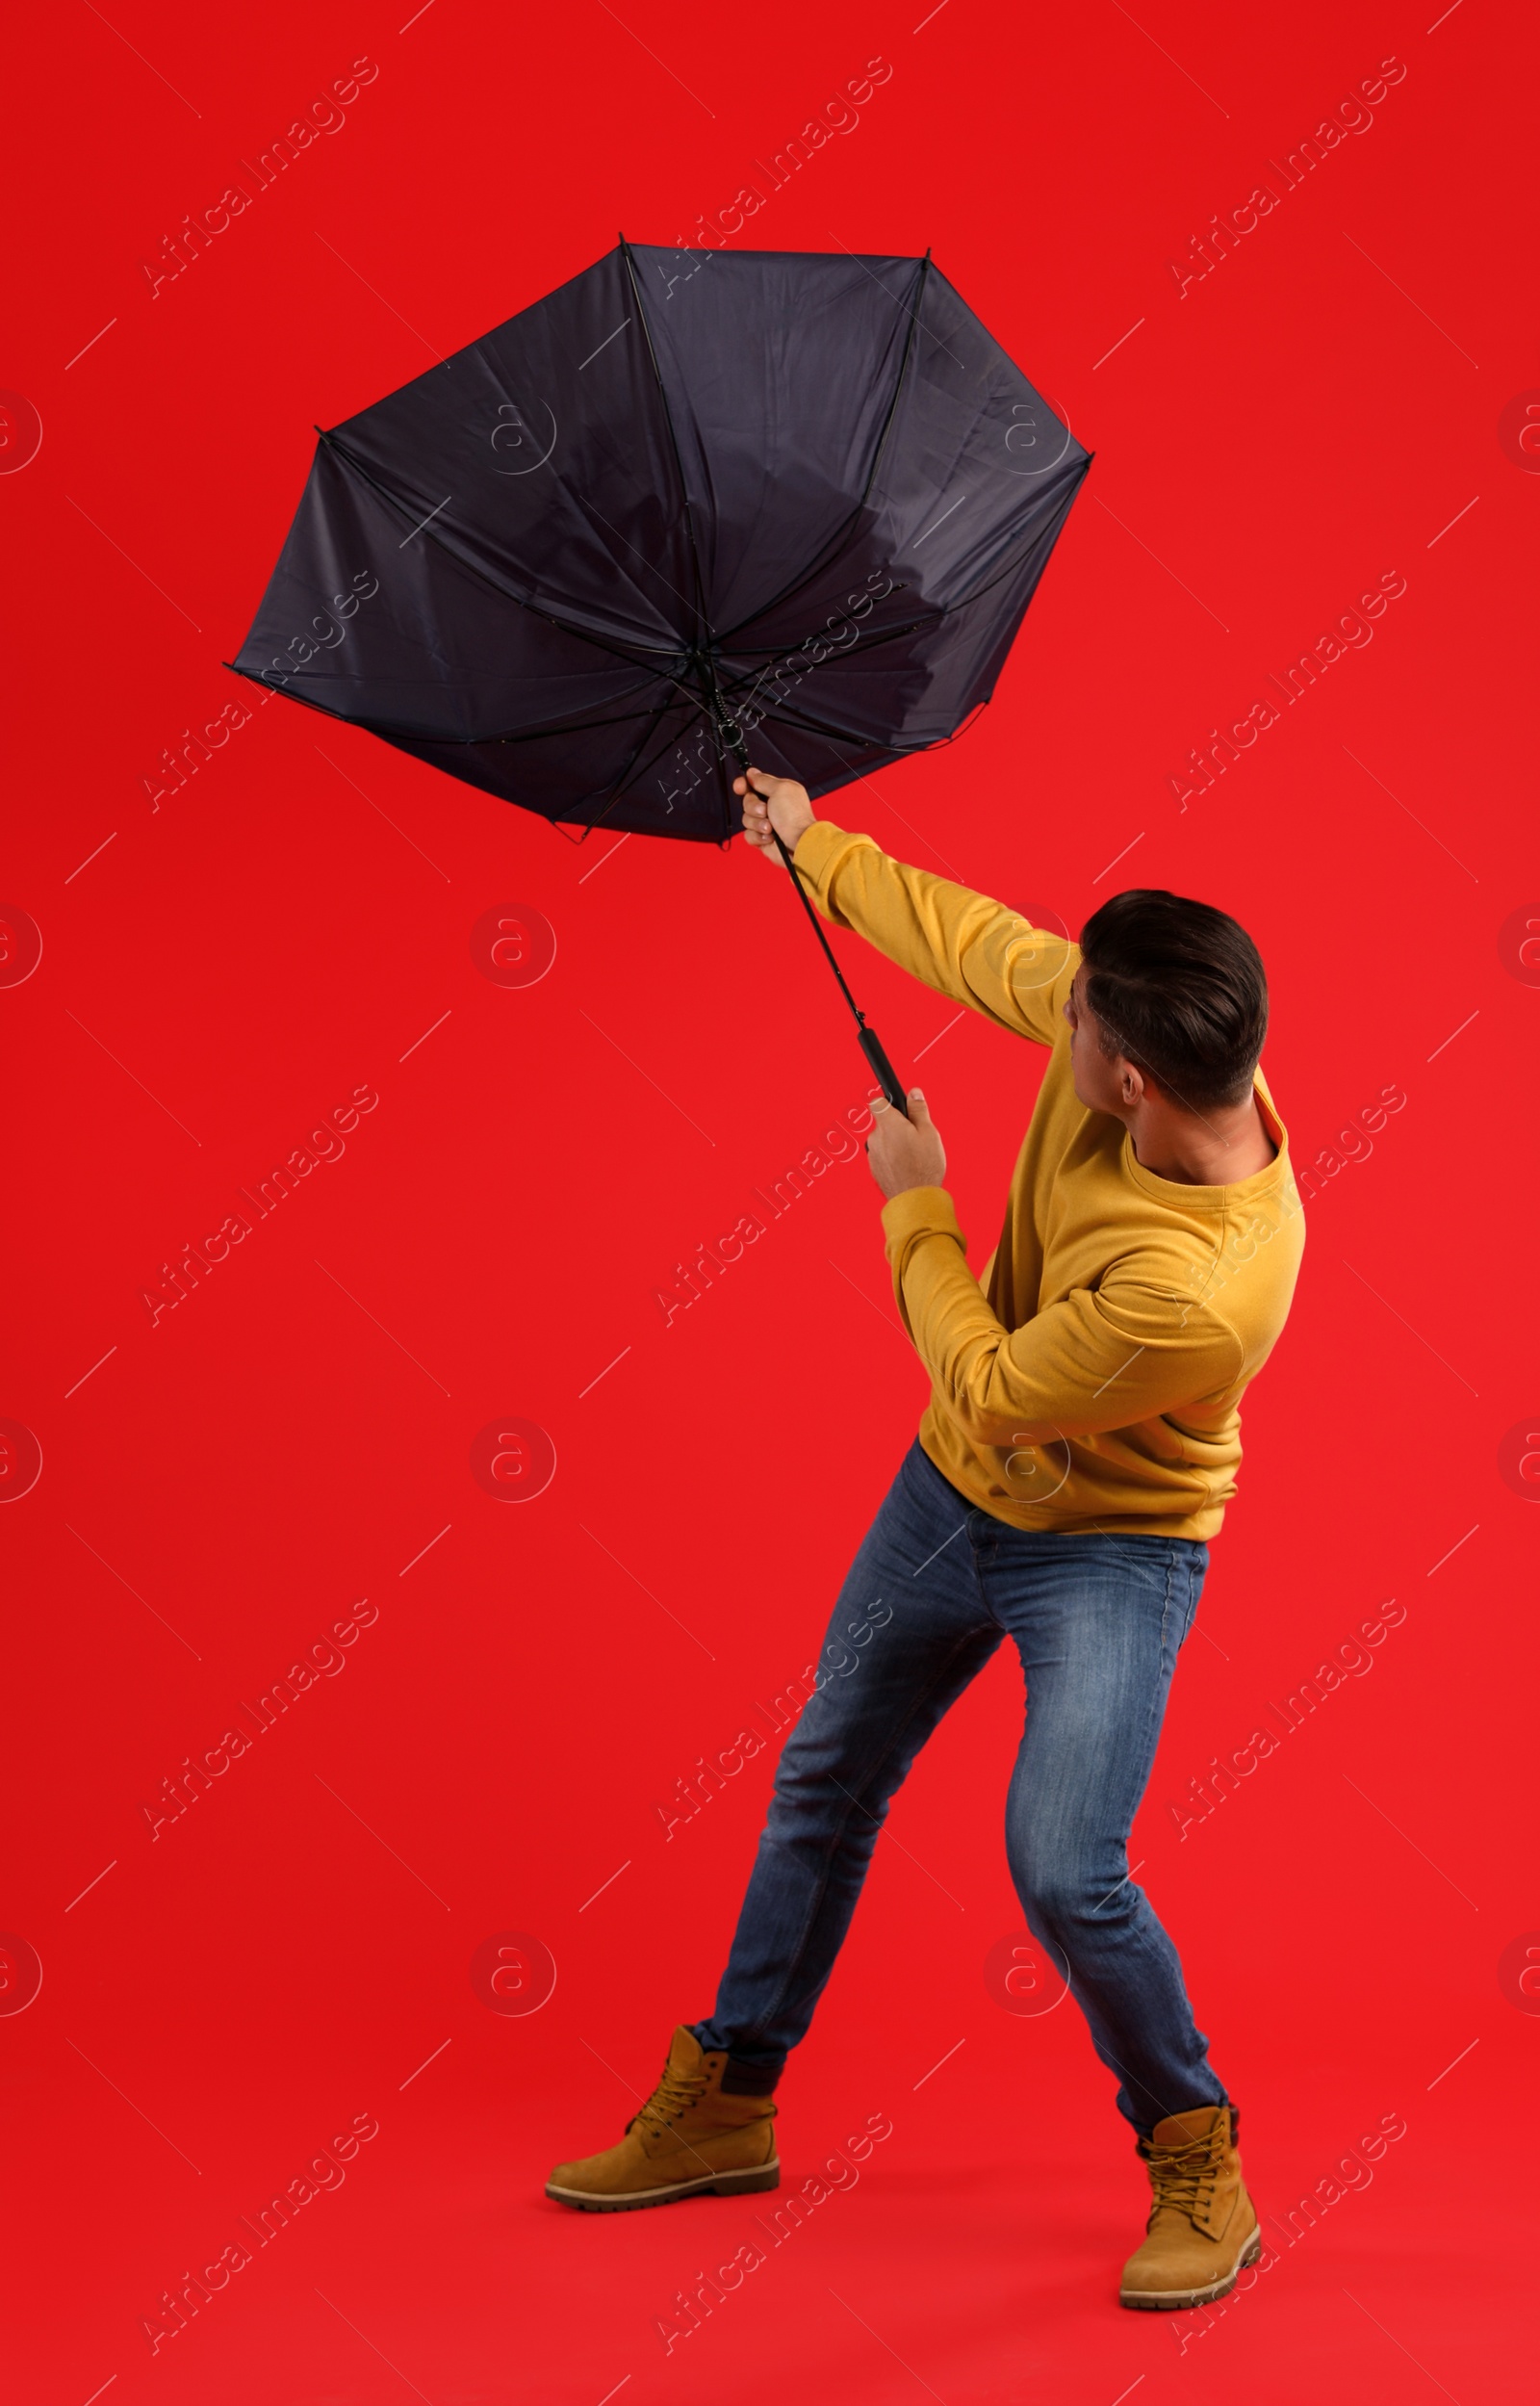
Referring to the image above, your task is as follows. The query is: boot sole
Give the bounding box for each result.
[1119,2221,1262,2311]
[546,2158,781,2212]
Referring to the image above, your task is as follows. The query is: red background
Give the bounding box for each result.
[3,0,1536,2397]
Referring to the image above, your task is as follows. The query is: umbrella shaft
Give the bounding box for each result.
[718,705,909,1118]
[768,824,865,1029]
[768,827,909,1120]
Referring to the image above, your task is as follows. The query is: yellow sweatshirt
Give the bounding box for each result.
[795,820,1307,1539]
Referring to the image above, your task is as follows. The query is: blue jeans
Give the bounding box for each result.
[694,1439,1224,2135]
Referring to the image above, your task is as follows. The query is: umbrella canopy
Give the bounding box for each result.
[231,242,1091,844]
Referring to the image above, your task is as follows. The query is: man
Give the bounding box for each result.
[547,770,1306,2312]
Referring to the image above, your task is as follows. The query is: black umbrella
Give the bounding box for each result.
[231,241,1091,1108]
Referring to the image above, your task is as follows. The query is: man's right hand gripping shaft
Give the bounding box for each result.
[735,770,816,860]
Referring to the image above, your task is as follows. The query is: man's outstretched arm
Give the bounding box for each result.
[737,770,1073,1049]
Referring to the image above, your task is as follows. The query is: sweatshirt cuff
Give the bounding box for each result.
[881,1185,964,1251]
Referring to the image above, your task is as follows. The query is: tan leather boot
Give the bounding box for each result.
[1119,2104,1261,2309]
[545,2025,780,2212]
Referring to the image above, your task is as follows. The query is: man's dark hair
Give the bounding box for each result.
[1077,889,1268,1114]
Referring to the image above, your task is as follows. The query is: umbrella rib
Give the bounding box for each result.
[227,648,700,833]
[478,698,679,746]
[719,615,931,695]
[713,454,1090,727]
[318,426,739,766]
[623,239,753,840]
[751,700,903,751]
[714,620,937,736]
[406,665,715,762]
[545,697,725,836]
[732,461,1085,673]
[578,693,707,833]
[734,675,1017,760]
[620,239,714,648]
[914,455,1091,618]
[516,690,695,839]
[317,427,683,679]
[709,254,933,649]
[224,659,390,730]
[716,341,1090,668]
[476,686,714,829]
[227,639,696,763]
[726,668,983,761]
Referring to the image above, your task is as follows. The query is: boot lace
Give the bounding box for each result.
[1142,2125,1224,2227]
[629,2057,708,2140]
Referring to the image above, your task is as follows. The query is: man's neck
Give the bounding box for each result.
[1127,1094,1277,1188]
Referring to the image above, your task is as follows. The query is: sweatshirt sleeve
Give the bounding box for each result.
[792,820,1074,1048]
[881,1188,1243,1443]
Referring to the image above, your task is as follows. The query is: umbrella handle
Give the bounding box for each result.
[858,1025,911,1119]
